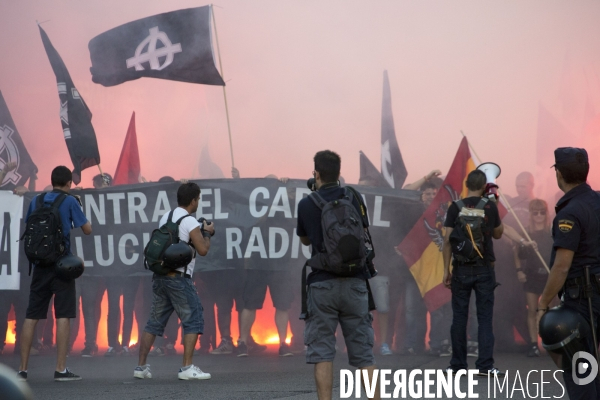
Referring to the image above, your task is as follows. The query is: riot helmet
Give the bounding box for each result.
[55,254,85,280]
[0,363,33,400]
[162,242,193,268]
[539,304,591,370]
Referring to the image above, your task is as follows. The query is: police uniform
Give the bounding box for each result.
[549,147,600,400]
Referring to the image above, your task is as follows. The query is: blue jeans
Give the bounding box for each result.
[450,265,496,371]
[144,275,204,336]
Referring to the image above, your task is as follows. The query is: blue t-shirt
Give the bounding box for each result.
[26,191,88,253]
[297,184,369,284]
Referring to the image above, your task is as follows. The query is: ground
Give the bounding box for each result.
[0,344,568,400]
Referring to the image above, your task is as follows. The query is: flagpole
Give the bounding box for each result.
[211,4,235,169]
[460,131,550,273]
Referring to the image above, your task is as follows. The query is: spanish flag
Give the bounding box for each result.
[397,137,475,311]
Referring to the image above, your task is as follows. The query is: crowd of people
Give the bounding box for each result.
[0,164,559,362]
[1,148,596,399]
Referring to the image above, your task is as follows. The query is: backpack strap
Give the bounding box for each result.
[345,186,369,227]
[454,199,465,209]
[50,193,68,213]
[474,197,489,210]
[300,262,309,320]
[175,214,194,225]
[35,193,46,209]
[308,191,328,210]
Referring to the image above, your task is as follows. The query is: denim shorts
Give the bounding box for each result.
[144,275,204,336]
[304,278,375,368]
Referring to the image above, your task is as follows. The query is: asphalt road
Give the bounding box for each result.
[1,345,569,400]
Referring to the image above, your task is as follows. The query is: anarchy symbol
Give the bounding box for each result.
[126,27,182,71]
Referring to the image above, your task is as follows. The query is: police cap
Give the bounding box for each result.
[552,147,588,168]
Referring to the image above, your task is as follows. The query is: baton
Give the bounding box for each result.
[584,266,600,364]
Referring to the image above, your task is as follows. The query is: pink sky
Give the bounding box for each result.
[1,1,600,196]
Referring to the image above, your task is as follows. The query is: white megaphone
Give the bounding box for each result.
[477,162,501,201]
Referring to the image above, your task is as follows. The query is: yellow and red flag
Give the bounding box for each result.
[397,137,476,311]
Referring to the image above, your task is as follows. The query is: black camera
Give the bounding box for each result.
[307,177,316,192]
[198,217,215,237]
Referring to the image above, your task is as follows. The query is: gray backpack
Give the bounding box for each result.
[306,187,367,276]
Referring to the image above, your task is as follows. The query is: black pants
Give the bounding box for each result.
[450,264,497,371]
[80,276,105,348]
[197,270,244,343]
[105,276,140,348]
[562,295,600,400]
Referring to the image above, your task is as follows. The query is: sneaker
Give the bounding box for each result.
[17,371,27,381]
[247,337,267,354]
[165,343,177,356]
[467,345,479,358]
[380,343,393,356]
[477,368,505,377]
[527,345,540,357]
[133,364,152,379]
[178,365,211,380]
[54,368,82,381]
[148,346,166,357]
[104,346,120,357]
[440,344,452,357]
[236,341,248,357]
[279,343,294,357]
[210,340,234,355]
[122,346,132,356]
[81,345,97,357]
[400,347,416,355]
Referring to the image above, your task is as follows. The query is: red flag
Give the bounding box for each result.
[397,137,475,311]
[113,112,141,185]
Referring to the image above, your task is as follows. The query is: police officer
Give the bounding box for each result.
[537,147,600,400]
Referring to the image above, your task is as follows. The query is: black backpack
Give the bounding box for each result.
[306,187,367,276]
[21,192,68,270]
[449,198,489,265]
[143,210,194,275]
[299,186,376,320]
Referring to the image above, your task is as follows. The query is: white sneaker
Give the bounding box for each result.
[178,365,211,380]
[134,364,152,379]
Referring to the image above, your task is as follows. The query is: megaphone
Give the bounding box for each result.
[477,162,501,201]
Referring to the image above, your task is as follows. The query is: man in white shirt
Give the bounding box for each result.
[134,182,214,380]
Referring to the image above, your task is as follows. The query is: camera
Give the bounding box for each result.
[198,217,215,237]
[307,177,316,192]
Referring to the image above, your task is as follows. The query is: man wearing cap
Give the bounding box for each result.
[537,147,600,399]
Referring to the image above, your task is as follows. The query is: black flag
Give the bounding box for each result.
[381,70,408,189]
[39,25,100,185]
[0,91,38,189]
[359,151,388,187]
[88,6,225,87]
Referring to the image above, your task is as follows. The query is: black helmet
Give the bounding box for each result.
[0,363,33,400]
[539,305,591,370]
[55,254,85,280]
[162,242,193,268]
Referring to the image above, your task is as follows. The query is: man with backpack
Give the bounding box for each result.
[442,169,504,376]
[134,182,214,380]
[18,166,92,381]
[297,150,379,400]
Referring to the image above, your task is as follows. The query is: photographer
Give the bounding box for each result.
[297,150,379,400]
[134,182,213,380]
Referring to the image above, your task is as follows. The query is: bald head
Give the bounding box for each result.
[515,171,534,198]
